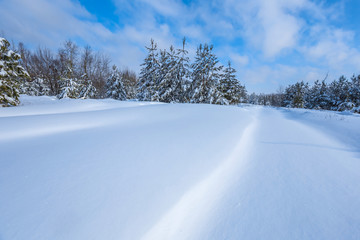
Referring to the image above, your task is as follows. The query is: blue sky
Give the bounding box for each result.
[1,0,360,93]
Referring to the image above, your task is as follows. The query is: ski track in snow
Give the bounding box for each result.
[1,96,360,240]
[143,108,360,240]
[142,117,258,240]
[200,108,360,239]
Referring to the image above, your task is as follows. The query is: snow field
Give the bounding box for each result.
[0,96,360,240]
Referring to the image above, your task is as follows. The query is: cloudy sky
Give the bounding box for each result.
[1,0,360,93]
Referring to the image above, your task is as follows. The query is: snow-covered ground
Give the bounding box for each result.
[1,96,359,240]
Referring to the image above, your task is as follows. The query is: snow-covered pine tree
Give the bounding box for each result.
[316,80,331,109]
[248,92,258,105]
[0,37,30,106]
[57,68,80,99]
[218,61,246,105]
[137,39,159,101]
[328,76,351,111]
[121,69,138,99]
[349,74,360,112]
[105,65,126,100]
[282,85,295,107]
[155,38,190,103]
[20,78,37,96]
[78,74,97,99]
[293,81,309,108]
[156,46,183,103]
[336,76,354,112]
[57,41,81,99]
[20,78,50,96]
[187,44,223,104]
[175,37,190,103]
[283,81,309,108]
[58,78,79,99]
[306,80,330,109]
[36,78,51,96]
[151,49,168,102]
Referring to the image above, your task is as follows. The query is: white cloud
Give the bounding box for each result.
[0,0,112,48]
[301,26,360,71]
[229,54,249,67]
[1,0,359,93]
[179,25,207,42]
[219,0,303,57]
[138,0,184,17]
[257,0,303,57]
[0,0,180,71]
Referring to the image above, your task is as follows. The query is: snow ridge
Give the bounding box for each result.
[142,118,258,240]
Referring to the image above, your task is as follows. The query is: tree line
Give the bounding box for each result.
[136,38,247,104]
[248,75,360,113]
[1,35,358,114]
[19,39,137,100]
[1,36,247,106]
[0,36,137,106]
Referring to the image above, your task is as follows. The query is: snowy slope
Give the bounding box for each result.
[0,96,359,240]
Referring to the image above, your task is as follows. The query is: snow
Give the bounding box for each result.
[1,96,360,240]
[0,37,5,47]
[0,68,7,77]
[6,50,14,57]
[281,107,360,150]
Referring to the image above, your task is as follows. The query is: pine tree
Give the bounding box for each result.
[218,61,246,105]
[328,76,351,110]
[156,46,184,103]
[349,75,360,112]
[306,80,330,109]
[137,39,159,101]
[175,37,190,103]
[248,93,258,105]
[121,68,138,99]
[36,78,51,96]
[58,77,79,99]
[78,74,97,99]
[58,67,80,99]
[106,65,127,100]
[152,49,169,102]
[293,81,309,108]
[57,41,81,99]
[20,78,38,96]
[187,44,223,104]
[156,38,190,103]
[20,78,50,96]
[283,81,309,108]
[0,37,30,106]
